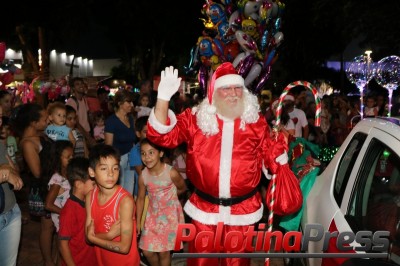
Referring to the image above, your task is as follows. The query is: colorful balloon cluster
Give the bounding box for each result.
[184,0,285,95]
[30,76,71,101]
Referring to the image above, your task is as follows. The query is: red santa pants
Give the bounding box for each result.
[187,219,251,266]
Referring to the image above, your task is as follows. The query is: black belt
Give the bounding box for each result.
[194,187,258,207]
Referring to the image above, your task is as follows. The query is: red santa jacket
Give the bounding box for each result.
[147,108,282,226]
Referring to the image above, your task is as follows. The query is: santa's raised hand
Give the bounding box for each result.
[157,66,182,101]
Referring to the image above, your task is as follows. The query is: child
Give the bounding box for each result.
[45,140,74,232]
[66,105,88,158]
[46,102,76,146]
[93,112,105,143]
[136,138,186,266]
[364,95,378,117]
[86,144,139,266]
[0,116,18,167]
[59,157,97,266]
[135,93,151,118]
[128,115,148,198]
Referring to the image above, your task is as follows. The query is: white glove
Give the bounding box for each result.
[157,66,182,101]
[275,151,288,165]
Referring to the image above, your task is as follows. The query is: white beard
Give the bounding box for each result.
[213,94,244,120]
[193,88,260,136]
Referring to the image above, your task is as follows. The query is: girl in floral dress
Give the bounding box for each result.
[136,138,186,266]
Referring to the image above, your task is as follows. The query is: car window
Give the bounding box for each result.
[346,138,400,263]
[334,132,367,206]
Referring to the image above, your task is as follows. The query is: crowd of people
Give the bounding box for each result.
[0,64,394,266]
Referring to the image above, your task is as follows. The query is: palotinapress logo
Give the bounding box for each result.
[172,222,390,259]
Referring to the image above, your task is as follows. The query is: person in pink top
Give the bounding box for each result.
[85,144,139,266]
[136,138,186,266]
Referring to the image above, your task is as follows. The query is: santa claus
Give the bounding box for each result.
[147,62,289,266]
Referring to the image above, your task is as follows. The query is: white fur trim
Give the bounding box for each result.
[284,94,295,101]
[276,151,288,165]
[184,200,263,225]
[219,120,233,198]
[214,74,244,89]
[148,108,177,134]
[194,88,260,136]
[262,161,272,180]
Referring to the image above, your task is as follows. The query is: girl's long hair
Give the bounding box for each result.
[42,140,73,183]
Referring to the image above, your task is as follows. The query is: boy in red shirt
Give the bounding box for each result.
[85,144,139,266]
[58,158,96,265]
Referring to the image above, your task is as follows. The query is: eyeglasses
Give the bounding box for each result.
[219,86,243,93]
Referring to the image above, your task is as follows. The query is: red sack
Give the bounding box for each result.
[266,164,303,216]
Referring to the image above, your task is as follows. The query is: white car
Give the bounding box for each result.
[301,117,400,266]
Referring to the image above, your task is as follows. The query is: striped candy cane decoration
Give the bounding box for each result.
[266,81,320,266]
[265,173,276,266]
[275,80,321,127]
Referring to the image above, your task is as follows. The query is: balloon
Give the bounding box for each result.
[217,20,233,44]
[254,65,272,93]
[0,42,5,62]
[235,30,258,53]
[244,0,262,20]
[375,55,400,91]
[274,17,282,32]
[212,38,225,59]
[228,10,241,32]
[270,2,279,18]
[245,62,263,87]
[198,37,214,58]
[184,45,200,75]
[0,72,14,85]
[198,65,209,96]
[237,54,255,77]
[232,51,250,68]
[224,41,240,62]
[263,48,276,67]
[273,32,284,46]
[207,3,226,24]
[259,1,272,21]
[260,29,269,52]
[241,18,259,40]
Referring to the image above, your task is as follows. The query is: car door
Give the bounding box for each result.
[328,128,400,265]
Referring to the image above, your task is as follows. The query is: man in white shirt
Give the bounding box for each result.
[283,94,309,139]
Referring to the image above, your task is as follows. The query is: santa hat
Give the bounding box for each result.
[284,93,295,102]
[193,62,259,136]
[208,62,244,106]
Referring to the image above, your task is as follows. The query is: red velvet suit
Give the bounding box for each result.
[147,108,280,266]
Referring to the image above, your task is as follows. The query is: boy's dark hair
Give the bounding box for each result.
[89,144,120,170]
[67,157,90,189]
[65,105,76,116]
[70,77,84,87]
[135,115,149,132]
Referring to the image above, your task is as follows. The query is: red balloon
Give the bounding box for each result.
[0,72,14,86]
[224,41,240,62]
[0,42,5,62]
